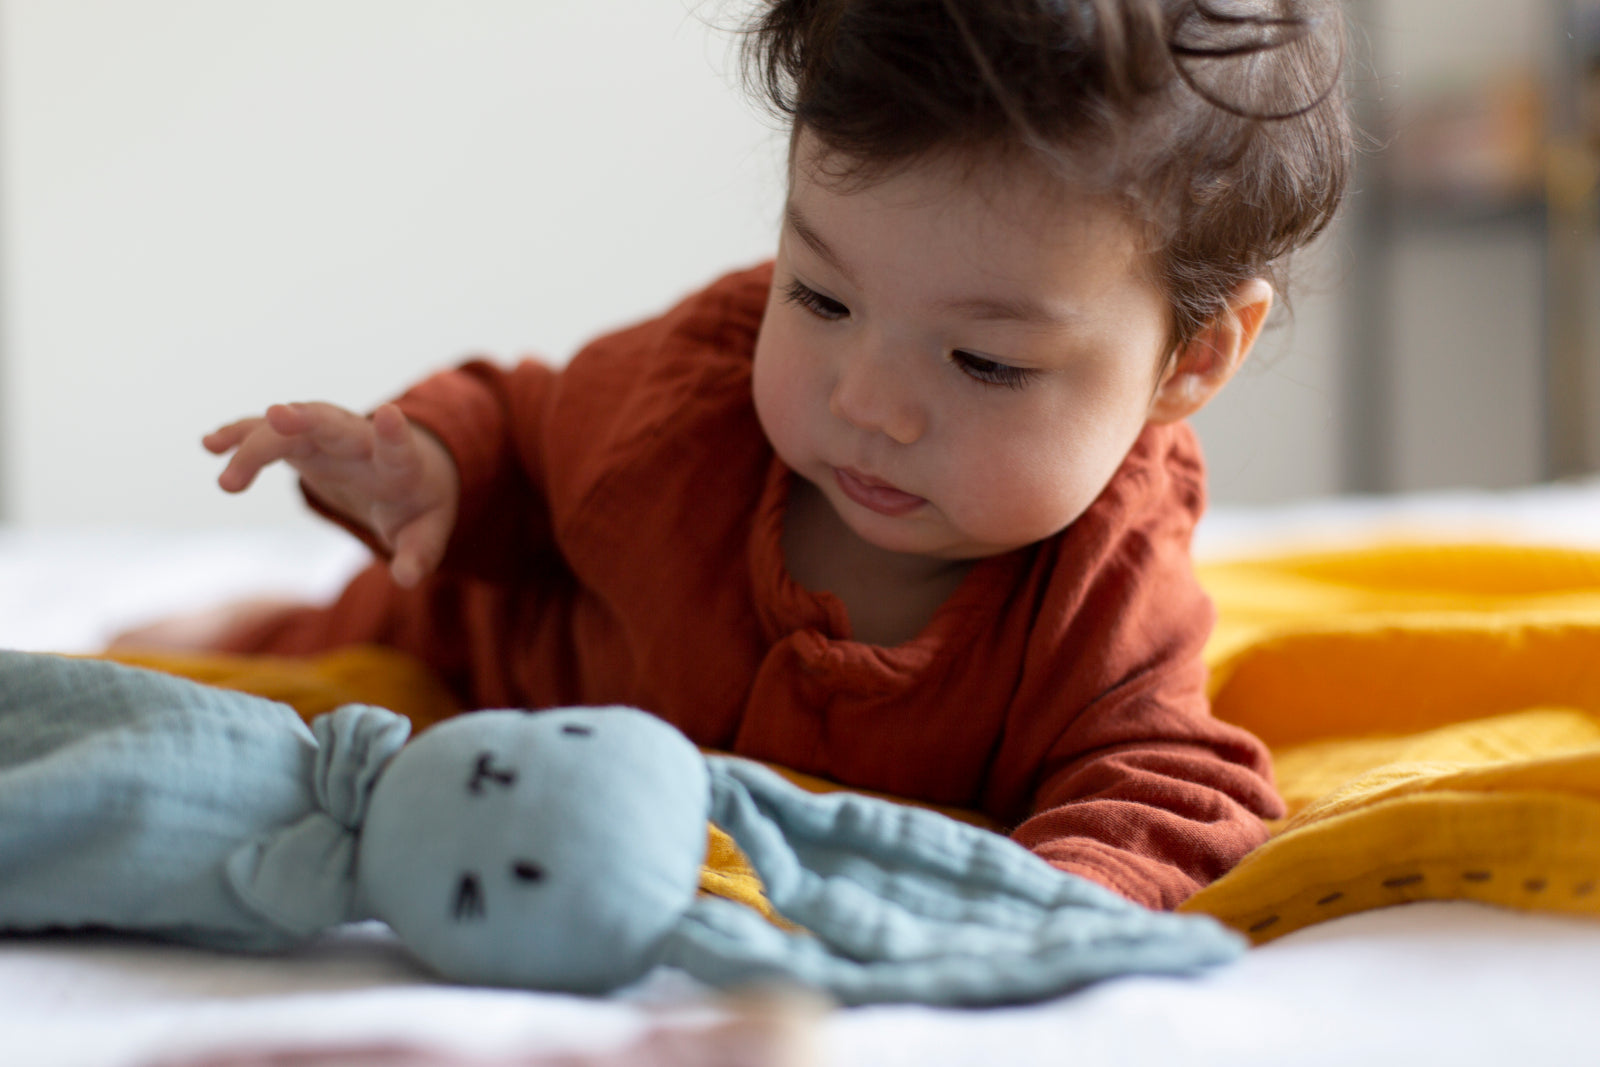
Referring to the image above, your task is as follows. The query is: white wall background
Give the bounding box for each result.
[0,0,786,526]
[0,0,1580,527]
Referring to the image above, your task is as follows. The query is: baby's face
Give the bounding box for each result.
[752,133,1177,562]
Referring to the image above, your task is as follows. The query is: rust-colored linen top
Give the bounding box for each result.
[237,263,1283,909]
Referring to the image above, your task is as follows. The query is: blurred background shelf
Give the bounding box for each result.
[1329,0,1600,494]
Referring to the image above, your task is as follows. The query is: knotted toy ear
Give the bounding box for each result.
[225,704,412,937]
[653,758,1246,1005]
[312,703,414,828]
[0,652,388,952]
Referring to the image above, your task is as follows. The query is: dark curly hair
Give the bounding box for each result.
[741,0,1353,348]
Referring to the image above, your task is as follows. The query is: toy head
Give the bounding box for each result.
[357,706,710,991]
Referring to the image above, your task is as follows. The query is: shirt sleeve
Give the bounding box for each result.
[995,425,1284,911]
[301,265,776,582]
[390,358,561,582]
[302,357,561,584]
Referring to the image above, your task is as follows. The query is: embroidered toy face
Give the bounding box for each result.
[358,708,711,992]
[447,752,538,920]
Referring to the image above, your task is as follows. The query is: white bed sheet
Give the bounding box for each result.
[4,481,1600,1066]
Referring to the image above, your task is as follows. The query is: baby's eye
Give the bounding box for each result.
[783,279,849,321]
[952,350,1035,390]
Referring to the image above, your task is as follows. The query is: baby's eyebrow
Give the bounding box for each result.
[784,203,859,287]
[786,201,1074,329]
[933,291,1077,328]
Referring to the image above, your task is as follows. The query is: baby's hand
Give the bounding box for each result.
[204,402,459,588]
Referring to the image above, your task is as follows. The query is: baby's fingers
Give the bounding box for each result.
[387,507,454,588]
[265,402,374,459]
[202,417,267,455]
[215,427,307,492]
[214,410,336,493]
[370,404,421,481]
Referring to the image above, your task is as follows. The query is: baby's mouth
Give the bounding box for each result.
[833,467,926,517]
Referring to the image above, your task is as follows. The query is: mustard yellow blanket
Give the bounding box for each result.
[106,541,1600,942]
[1180,542,1600,941]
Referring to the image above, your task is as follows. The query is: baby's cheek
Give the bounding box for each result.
[960,457,1098,548]
[752,347,811,461]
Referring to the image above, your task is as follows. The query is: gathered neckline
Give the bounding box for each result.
[746,457,1028,661]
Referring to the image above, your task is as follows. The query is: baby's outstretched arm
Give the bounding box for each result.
[205,402,460,588]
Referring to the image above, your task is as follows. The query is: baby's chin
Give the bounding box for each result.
[852,505,1086,564]
[830,501,1014,565]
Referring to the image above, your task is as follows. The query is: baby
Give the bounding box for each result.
[126,0,1352,910]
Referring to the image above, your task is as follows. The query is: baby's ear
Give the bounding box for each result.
[1146,278,1273,424]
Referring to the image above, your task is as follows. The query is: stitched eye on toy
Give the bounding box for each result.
[453,872,486,921]
[511,860,545,884]
[467,751,517,794]
[561,723,593,737]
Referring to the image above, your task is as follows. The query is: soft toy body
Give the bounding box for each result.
[0,651,1246,1005]
[0,653,395,949]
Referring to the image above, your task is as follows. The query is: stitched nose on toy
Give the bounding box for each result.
[358,706,712,992]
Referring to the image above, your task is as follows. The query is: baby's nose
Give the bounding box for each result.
[828,347,924,445]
